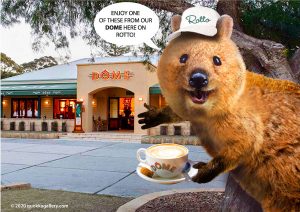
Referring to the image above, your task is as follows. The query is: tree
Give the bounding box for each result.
[0,52,23,73]
[0,53,58,79]
[241,0,300,57]
[0,52,23,79]
[98,41,131,57]
[238,0,300,81]
[1,0,298,82]
[21,56,58,72]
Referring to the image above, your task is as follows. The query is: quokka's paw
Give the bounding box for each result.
[192,162,216,183]
[138,103,164,129]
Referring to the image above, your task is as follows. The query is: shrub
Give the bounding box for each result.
[160,126,168,135]
[174,126,182,136]
[51,121,58,132]
[19,121,25,131]
[41,122,48,131]
[62,122,67,132]
[30,122,35,131]
[10,122,15,130]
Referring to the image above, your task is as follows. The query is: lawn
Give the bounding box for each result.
[1,188,133,212]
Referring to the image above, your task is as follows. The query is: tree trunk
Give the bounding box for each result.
[138,0,298,83]
[232,30,296,82]
[216,0,243,31]
[289,48,300,81]
[220,174,262,212]
[216,0,296,82]
[137,0,193,14]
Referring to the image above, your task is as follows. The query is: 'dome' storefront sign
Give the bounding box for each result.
[89,70,134,80]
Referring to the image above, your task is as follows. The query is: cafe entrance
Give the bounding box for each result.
[108,97,134,130]
[77,60,159,134]
[92,87,134,132]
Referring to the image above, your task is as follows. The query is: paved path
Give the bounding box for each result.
[1,138,227,197]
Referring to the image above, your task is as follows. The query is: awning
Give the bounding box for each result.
[150,83,162,94]
[1,83,77,96]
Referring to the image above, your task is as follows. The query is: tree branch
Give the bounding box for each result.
[137,0,297,82]
[232,30,296,81]
[289,48,300,81]
[216,0,243,31]
[137,0,193,14]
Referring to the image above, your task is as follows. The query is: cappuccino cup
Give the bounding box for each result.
[137,143,189,178]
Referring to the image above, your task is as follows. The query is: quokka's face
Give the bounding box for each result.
[157,33,246,120]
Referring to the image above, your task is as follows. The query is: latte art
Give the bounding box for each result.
[148,145,187,159]
[137,143,189,178]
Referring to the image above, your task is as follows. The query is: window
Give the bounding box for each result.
[53,98,76,119]
[119,97,134,117]
[11,98,39,118]
[150,94,167,109]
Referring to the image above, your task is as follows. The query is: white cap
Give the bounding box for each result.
[168,6,220,41]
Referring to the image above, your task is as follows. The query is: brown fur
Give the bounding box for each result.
[141,15,300,211]
[171,15,182,32]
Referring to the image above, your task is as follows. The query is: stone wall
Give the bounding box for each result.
[148,121,192,136]
[1,118,74,132]
[141,135,200,145]
[1,131,63,139]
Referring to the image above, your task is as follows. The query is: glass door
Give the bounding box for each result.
[108,98,119,130]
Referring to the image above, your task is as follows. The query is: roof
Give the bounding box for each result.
[1,83,77,96]
[1,83,76,91]
[149,83,162,94]
[1,56,159,82]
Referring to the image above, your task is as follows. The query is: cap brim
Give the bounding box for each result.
[167,26,217,42]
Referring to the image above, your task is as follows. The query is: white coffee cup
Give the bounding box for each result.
[137,143,189,178]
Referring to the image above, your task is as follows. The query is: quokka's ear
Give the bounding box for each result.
[171,15,182,32]
[216,15,233,39]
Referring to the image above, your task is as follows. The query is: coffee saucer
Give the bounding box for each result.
[136,162,198,185]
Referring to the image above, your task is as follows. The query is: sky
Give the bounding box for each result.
[0,21,94,64]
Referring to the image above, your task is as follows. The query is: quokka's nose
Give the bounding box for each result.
[189,70,208,89]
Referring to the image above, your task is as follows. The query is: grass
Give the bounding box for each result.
[1,188,133,212]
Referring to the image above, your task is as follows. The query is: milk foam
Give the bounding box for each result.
[148,145,187,159]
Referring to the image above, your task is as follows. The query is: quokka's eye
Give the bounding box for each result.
[180,54,189,63]
[213,56,222,66]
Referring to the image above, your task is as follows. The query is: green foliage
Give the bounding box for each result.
[1,70,18,79]
[51,121,58,132]
[21,56,58,72]
[0,52,58,79]
[10,122,15,130]
[30,122,35,131]
[42,122,48,131]
[62,122,67,132]
[1,0,298,59]
[0,0,166,58]
[1,52,22,79]
[0,52,23,72]
[19,121,25,131]
[241,0,300,56]
[1,0,116,56]
[99,42,130,56]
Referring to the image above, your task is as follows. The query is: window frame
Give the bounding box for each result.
[11,98,39,118]
[53,97,76,119]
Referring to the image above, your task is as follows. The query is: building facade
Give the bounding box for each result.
[1,56,170,135]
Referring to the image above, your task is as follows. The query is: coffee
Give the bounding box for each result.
[137,143,189,178]
[147,144,188,159]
